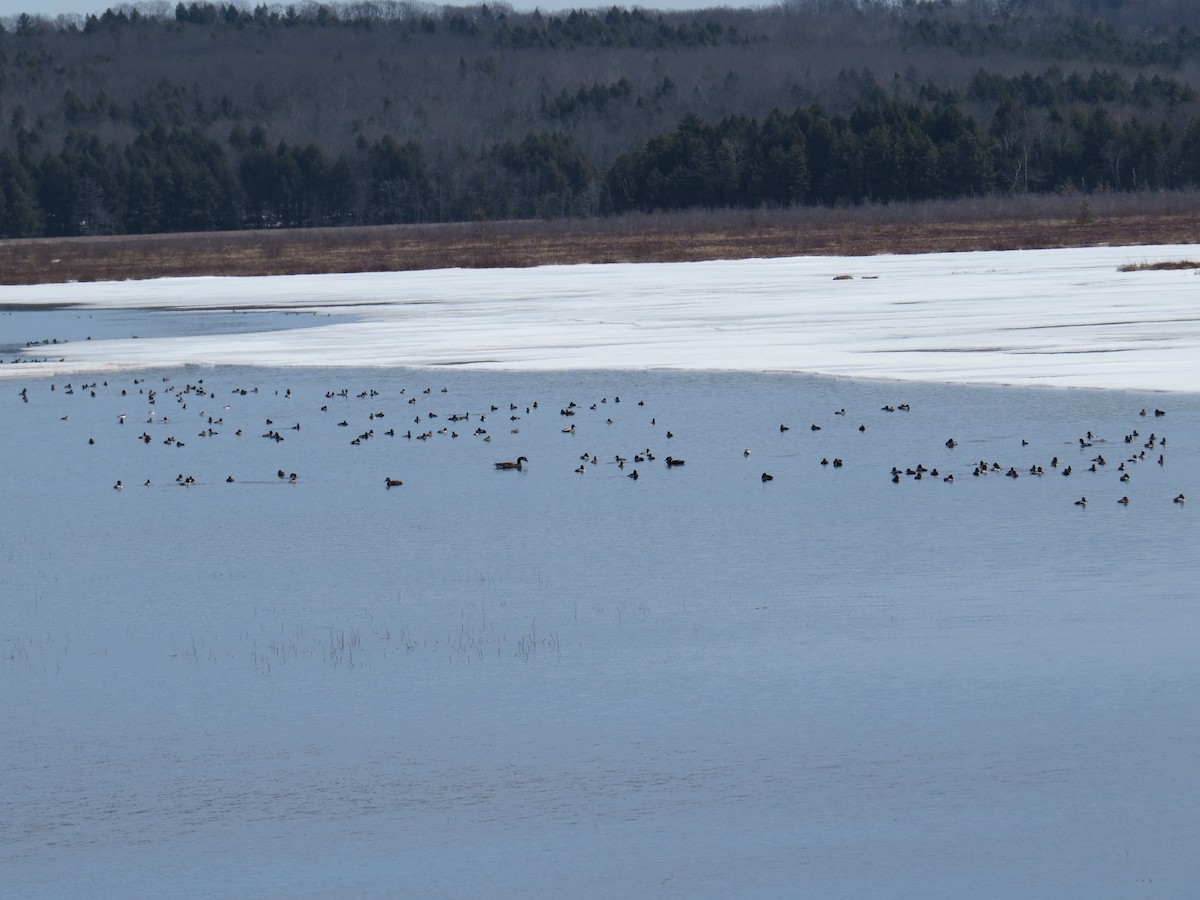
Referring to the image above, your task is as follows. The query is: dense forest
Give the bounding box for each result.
[2,0,1200,237]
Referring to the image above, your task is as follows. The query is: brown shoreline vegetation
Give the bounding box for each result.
[2,194,1197,286]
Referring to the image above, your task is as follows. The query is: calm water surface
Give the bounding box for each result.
[1,359,1198,898]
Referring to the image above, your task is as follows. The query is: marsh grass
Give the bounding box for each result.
[3,192,1198,285]
[1118,260,1200,272]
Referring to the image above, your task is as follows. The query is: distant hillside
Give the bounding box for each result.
[2,0,1200,237]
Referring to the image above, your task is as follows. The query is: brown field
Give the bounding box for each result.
[2,196,1197,286]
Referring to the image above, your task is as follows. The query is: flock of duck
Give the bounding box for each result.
[9,373,1192,510]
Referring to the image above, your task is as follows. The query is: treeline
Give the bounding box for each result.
[3,0,1200,236]
[6,94,1200,236]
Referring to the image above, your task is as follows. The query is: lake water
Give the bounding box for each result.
[2,314,1199,897]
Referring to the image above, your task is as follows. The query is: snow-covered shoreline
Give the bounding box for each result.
[3,244,1197,391]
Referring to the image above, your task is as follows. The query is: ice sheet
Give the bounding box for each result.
[2,244,1197,391]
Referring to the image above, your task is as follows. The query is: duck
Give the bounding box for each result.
[1074,497,1088,506]
[494,456,528,470]
[761,472,773,482]
[665,456,685,467]
[1117,496,1130,505]
[628,469,639,480]
[1174,493,1186,504]
[113,480,123,491]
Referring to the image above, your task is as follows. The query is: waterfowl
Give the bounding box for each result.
[226,476,235,483]
[743,449,751,457]
[1118,496,1130,505]
[665,456,685,467]
[628,469,639,480]
[494,456,528,470]
[385,477,404,488]
[761,472,773,482]
[1074,497,1088,506]
[113,480,123,491]
[1174,494,1186,504]
[945,438,957,448]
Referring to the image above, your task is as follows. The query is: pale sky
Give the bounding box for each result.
[1,0,735,20]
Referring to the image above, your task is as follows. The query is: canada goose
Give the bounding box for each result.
[385,478,403,488]
[494,456,528,470]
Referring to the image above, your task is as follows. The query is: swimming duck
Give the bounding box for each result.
[761,472,773,482]
[1074,497,1088,506]
[665,457,685,467]
[1118,496,1130,505]
[494,456,528,470]
[1174,494,1185,504]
